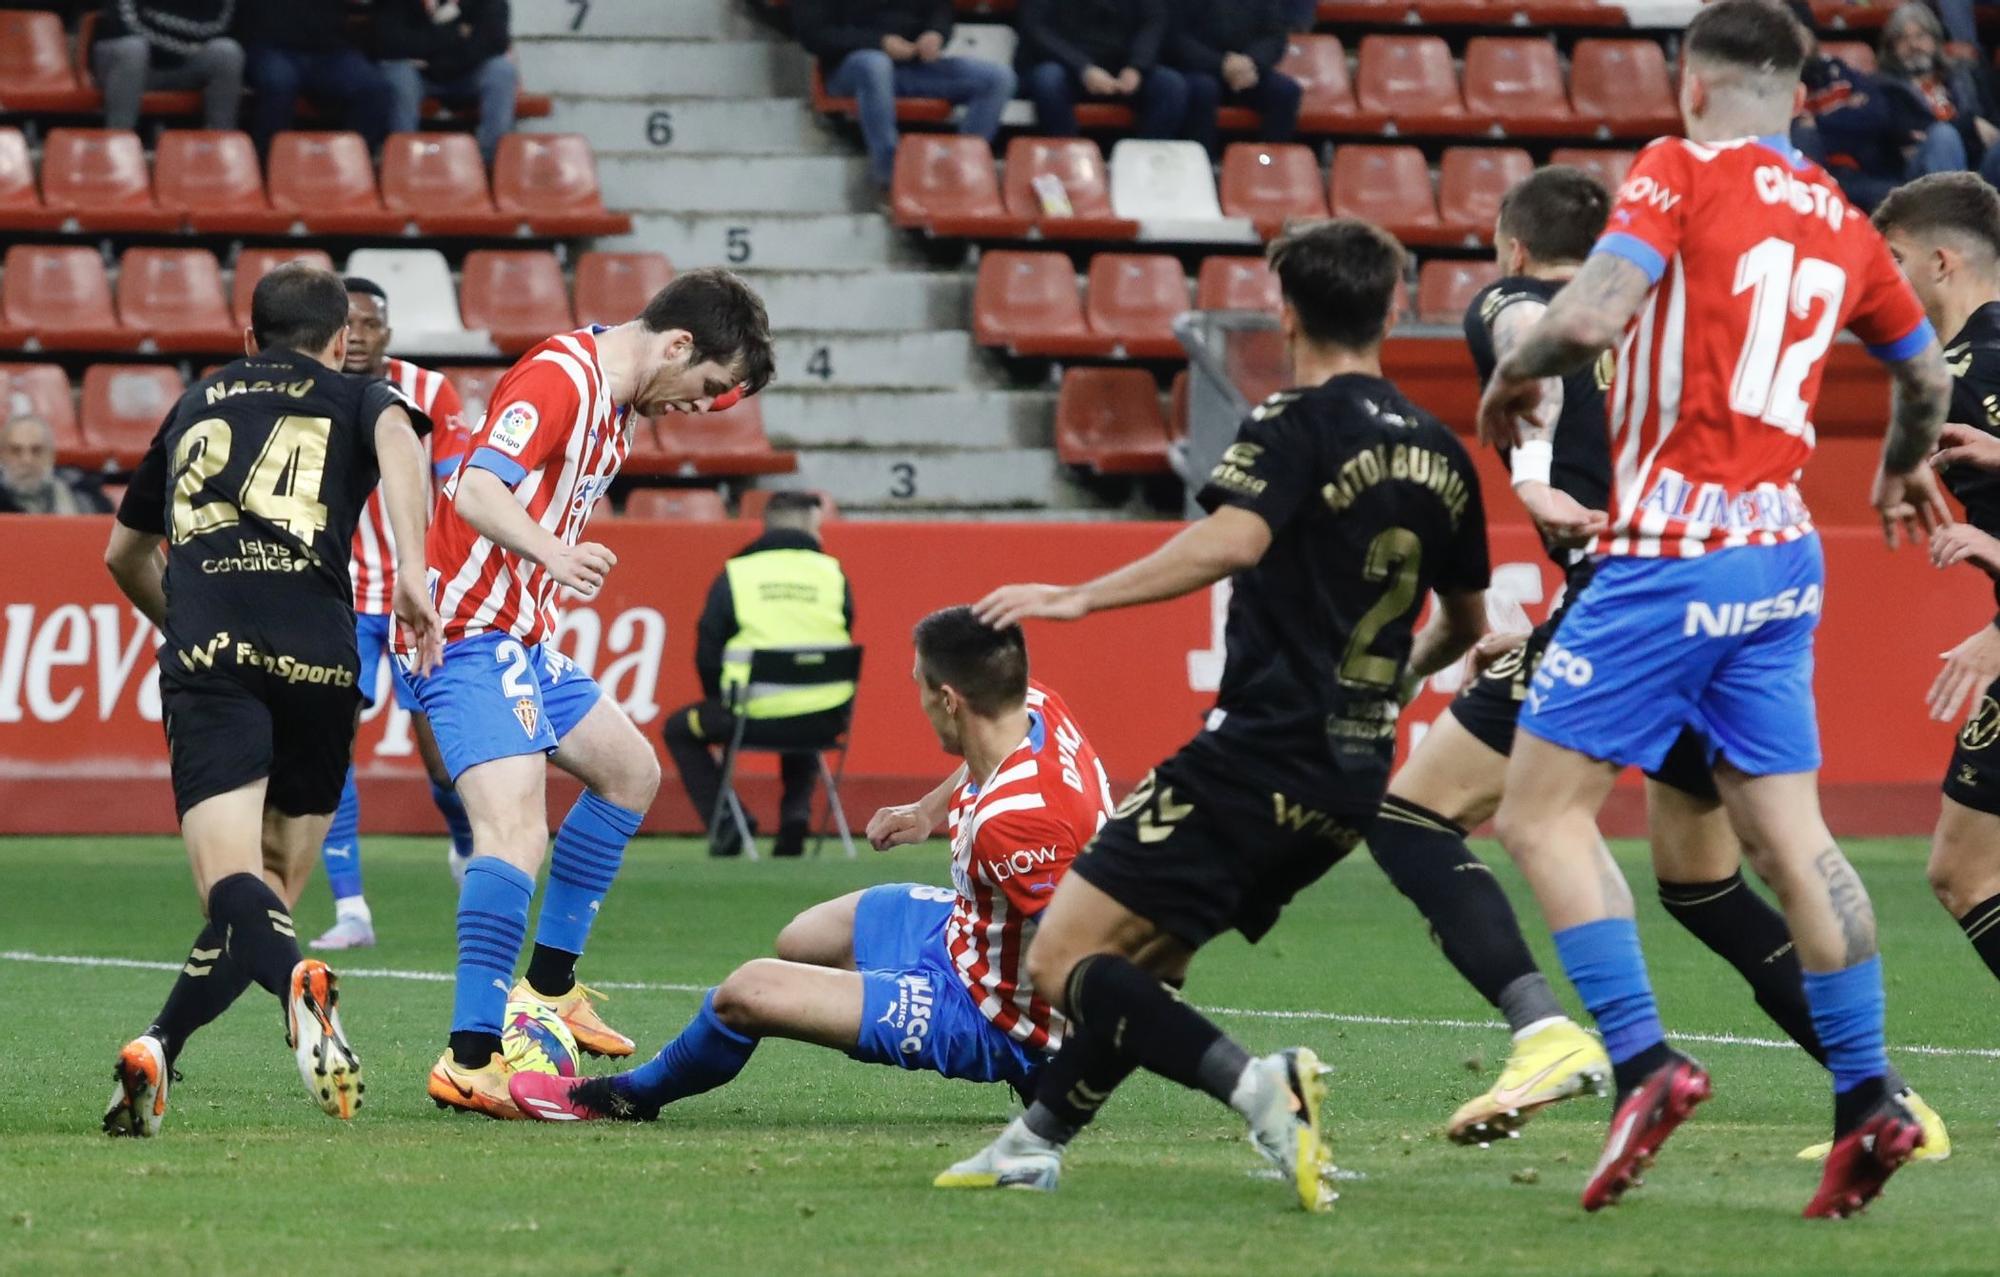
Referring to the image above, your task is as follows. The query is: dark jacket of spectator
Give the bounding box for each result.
[237,0,368,53]
[1168,0,1289,74]
[375,0,509,81]
[1801,52,1909,179]
[793,0,954,72]
[1019,0,1168,76]
[101,0,237,63]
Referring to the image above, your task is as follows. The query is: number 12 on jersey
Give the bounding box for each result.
[1729,237,1846,437]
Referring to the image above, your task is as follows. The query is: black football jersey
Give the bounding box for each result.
[1939,302,2000,617]
[1193,373,1491,790]
[1465,276,1612,575]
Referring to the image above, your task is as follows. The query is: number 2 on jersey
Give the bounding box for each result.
[1729,237,1846,436]
[169,415,333,544]
[1340,528,1422,690]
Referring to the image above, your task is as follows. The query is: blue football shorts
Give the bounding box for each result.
[354,611,422,712]
[401,630,604,782]
[1518,534,1824,778]
[849,883,1044,1087]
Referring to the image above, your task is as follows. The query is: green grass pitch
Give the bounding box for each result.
[1,834,1994,1276]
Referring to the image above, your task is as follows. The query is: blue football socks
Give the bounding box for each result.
[321,766,364,902]
[1553,917,1666,1067]
[431,779,474,860]
[1802,956,1889,1094]
[451,857,534,1054]
[617,989,758,1107]
[536,790,641,958]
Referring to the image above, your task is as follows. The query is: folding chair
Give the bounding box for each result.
[710,645,864,860]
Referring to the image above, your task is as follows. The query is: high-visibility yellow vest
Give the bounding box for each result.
[720,547,853,719]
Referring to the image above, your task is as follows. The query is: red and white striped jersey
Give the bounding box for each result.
[943,681,1114,1053]
[427,330,628,646]
[350,358,469,614]
[1590,135,1932,558]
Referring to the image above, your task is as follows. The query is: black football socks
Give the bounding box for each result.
[148,920,255,1068]
[1657,873,1826,1064]
[205,873,304,999]
[1956,891,2000,983]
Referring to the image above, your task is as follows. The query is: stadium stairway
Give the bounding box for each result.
[512,0,1088,514]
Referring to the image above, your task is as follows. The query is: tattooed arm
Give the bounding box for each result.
[1871,339,1954,549]
[1489,295,1608,547]
[1477,253,1654,448]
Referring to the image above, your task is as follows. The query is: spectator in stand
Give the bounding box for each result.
[1793,3,1966,210]
[1018,0,1188,140]
[0,416,111,516]
[93,0,245,130]
[377,0,517,164]
[1170,0,1301,154]
[793,0,1016,191]
[240,0,393,152]
[1875,2,2000,185]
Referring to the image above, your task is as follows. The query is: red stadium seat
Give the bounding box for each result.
[154,130,292,234]
[0,10,96,112]
[459,251,574,356]
[1438,146,1534,243]
[1356,36,1468,134]
[1462,38,1575,137]
[972,251,1091,355]
[1549,147,1635,194]
[0,363,88,466]
[267,132,403,234]
[80,364,185,468]
[380,132,511,235]
[0,126,60,231]
[1416,259,1501,324]
[810,62,953,124]
[231,247,334,327]
[1001,137,1136,239]
[631,398,796,477]
[1570,40,1681,138]
[1278,35,1384,134]
[1317,0,1412,26]
[1823,40,1877,73]
[1195,256,1280,314]
[623,487,728,520]
[890,134,1029,237]
[573,251,674,328]
[1328,145,1442,244]
[738,488,838,521]
[1056,366,1173,474]
[39,129,180,232]
[1218,143,1329,239]
[117,248,238,352]
[492,133,631,236]
[1,245,138,352]
[439,365,503,431]
[1082,253,1188,359]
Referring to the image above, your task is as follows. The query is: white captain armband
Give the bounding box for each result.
[1510,439,1554,489]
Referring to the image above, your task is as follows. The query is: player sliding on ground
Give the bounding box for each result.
[509,608,1111,1121]
[1476,0,1952,1218]
[938,218,1491,1211]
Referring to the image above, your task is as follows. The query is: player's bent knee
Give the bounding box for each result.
[711,959,785,1035]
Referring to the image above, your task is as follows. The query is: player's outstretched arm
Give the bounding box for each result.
[866,763,968,851]
[1873,340,1954,548]
[454,467,618,599]
[975,506,1271,628]
[375,405,445,674]
[1488,297,1608,547]
[1479,253,1652,448]
[103,523,166,629]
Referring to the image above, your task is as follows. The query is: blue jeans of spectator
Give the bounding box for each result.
[826,51,1017,187]
[1023,61,1189,140]
[382,56,519,163]
[246,45,393,150]
[94,35,243,130]
[1182,68,1303,153]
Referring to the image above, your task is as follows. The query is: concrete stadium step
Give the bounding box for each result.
[598,152,870,214]
[515,39,809,99]
[529,98,844,156]
[513,0,767,39]
[768,448,1087,511]
[760,388,1051,449]
[747,269,970,333]
[602,212,918,271]
[770,331,984,390]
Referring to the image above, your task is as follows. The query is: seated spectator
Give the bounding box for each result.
[377,0,517,164]
[240,0,393,151]
[1018,0,1187,140]
[94,0,245,131]
[1875,2,2000,186]
[794,0,1016,190]
[1170,0,1300,154]
[1793,7,1959,210]
[0,416,112,516]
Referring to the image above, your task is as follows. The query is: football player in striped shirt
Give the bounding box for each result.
[509,607,1113,1122]
[309,277,479,952]
[408,269,774,1118]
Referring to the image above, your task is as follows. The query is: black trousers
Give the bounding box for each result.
[662,699,847,834]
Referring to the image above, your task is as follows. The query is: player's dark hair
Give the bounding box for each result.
[1875,172,2000,259]
[1265,218,1406,350]
[914,606,1028,718]
[763,490,823,526]
[1685,0,1808,78]
[1498,167,1611,266]
[251,263,351,354]
[343,276,388,304]
[639,268,776,396]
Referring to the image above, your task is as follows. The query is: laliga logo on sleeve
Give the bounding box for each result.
[489,402,538,457]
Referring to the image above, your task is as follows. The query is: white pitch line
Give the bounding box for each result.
[8,949,1999,1061]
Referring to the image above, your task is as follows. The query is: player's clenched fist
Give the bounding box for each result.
[548,541,618,599]
[865,803,930,851]
[1476,373,1543,449]
[974,584,1087,628]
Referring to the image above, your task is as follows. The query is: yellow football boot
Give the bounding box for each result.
[428,1050,523,1120]
[1448,1018,1611,1146]
[509,979,634,1057]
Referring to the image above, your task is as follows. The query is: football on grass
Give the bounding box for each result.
[502,1001,580,1077]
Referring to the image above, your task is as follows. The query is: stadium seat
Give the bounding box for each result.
[624,487,728,520]
[573,251,673,328]
[0,363,89,466]
[810,62,954,125]
[1000,137,1136,238]
[117,248,237,352]
[153,130,292,234]
[231,247,334,327]
[1328,145,1442,244]
[267,132,403,234]
[1278,35,1384,134]
[459,250,573,356]
[0,10,96,112]
[1195,256,1280,314]
[1107,140,1224,223]
[380,132,512,236]
[1055,366,1174,474]
[1219,143,1329,239]
[0,127,60,231]
[439,365,503,431]
[1549,147,1635,194]
[39,129,180,232]
[1462,38,1575,137]
[890,134,1029,238]
[1083,253,1188,359]
[1416,259,1500,324]
[943,21,1016,66]
[632,397,797,477]
[1,245,137,352]
[72,11,200,117]
[1356,36,1468,134]
[1570,40,1681,138]
[80,364,185,468]
[973,251,1091,355]
[492,133,631,236]
[344,247,470,350]
[1169,367,1188,440]
[1823,40,1877,72]
[739,487,838,521]
[1439,146,1533,243]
